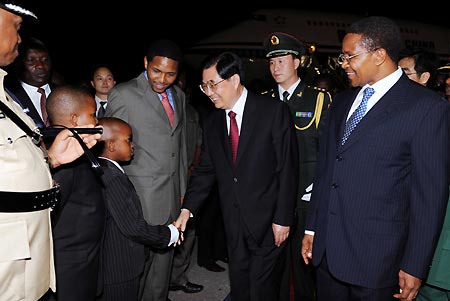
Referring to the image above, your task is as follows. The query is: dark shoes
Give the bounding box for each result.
[200,261,226,272]
[169,281,204,294]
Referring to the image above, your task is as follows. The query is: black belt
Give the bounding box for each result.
[0,185,60,213]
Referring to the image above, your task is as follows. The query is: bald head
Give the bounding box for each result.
[97,117,134,162]
[98,117,130,142]
[46,85,97,127]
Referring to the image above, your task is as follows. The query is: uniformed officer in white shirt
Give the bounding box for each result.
[0,2,101,299]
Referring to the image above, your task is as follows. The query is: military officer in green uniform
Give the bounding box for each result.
[416,189,450,300]
[263,32,332,301]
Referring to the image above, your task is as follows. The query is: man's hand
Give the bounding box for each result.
[174,208,191,245]
[272,223,290,247]
[48,125,102,168]
[393,270,421,300]
[301,234,314,265]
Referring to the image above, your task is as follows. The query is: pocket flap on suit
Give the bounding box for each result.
[0,220,30,262]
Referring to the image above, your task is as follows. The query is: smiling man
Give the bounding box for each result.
[105,39,191,301]
[301,16,450,301]
[175,51,299,301]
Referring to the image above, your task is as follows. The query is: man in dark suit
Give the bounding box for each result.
[5,37,57,128]
[301,16,450,301]
[46,85,106,301]
[175,51,299,301]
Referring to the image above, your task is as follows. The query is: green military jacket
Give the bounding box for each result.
[263,81,332,201]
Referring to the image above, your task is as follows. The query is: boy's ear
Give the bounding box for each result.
[70,113,78,126]
[107,140,115,152]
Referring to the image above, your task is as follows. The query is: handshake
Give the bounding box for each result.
[170,208,192,247]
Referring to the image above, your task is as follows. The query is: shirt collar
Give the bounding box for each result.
[99,157,125,173]
[278,78,301,100]
[226,87,247,116]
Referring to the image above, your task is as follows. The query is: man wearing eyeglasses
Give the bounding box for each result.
[262,31,332,301]
[301,16,450,301]
[175,51,299,301]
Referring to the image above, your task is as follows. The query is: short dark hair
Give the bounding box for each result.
[18,37,49,60]
[399,47,439,87]
[145,39,182,63]
[200,51,245,83]
[348,16,404,63]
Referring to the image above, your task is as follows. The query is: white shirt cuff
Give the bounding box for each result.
[167,224,179,246]
[304,230,315,236]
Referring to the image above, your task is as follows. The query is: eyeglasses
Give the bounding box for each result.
[405,72,417,76]
[337,51,371,65]
[199,79,226,94]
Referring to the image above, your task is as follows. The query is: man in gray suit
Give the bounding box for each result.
[105,39,188,301]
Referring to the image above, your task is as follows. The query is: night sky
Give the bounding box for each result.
[19,3,450,84]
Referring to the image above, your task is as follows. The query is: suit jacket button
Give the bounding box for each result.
[332,183,338,189]
[336,155,343,161]
[233,177,238,182]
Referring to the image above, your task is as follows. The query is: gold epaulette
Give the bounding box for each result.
[295,90,325,131]
[306,85,327,92]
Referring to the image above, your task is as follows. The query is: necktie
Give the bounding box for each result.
[160,91,174,127]
[97,101,107,118]
[228,111,239,164]
[341,87,375,145]
[282,90,290,102]
[37,87,50,127]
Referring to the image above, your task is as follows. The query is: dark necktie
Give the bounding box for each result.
[228,111,239,164]
[98,101,107,118]
[341,87,375,145]
[282,90,290,102]
[160,91,174,127]
[37,87,50,127]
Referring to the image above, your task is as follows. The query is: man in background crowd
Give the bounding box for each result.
[398,46,439,88]
[5,36,57,128]
[90,64,116,118]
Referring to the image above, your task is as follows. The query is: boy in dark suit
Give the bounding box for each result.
[46,85,106,301]
[97,117,180,301]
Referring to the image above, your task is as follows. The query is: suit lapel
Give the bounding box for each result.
[171,87,183,130]
[218,110,233,166]
[138,74,173,130]
[339,76,410,151]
